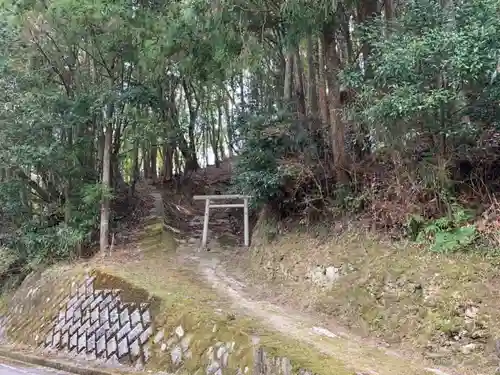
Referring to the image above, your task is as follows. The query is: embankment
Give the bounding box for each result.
[0,218,353,375]
[239,227,500,375]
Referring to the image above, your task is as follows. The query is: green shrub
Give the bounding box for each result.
[231,110,326,212]
[407,205,478,253]
[1,182,107,271]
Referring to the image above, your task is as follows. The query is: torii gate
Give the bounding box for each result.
[193,194,251,248]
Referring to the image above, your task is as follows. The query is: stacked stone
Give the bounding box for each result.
[153,325,194,367]
[253,348,315,375]
[43,275,153,367]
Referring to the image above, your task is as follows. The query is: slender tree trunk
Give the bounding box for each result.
[217,104,225,160]
[163,144,173,180]
[224,100,234,158]
[130,144,139,197]
[205,132,210,167]
[100,121,112,253]
[317,37,330,125]
[385,0,394,24]
[150,145,157,180]
[111,120,122,190]
[306,35,319,120]
[356,0,378,156]
[143,145,149,179]
[276,53,286,109]
[97,127,105,179]
[174,149,181,175]
[339,4,354,63]
[358,0,380,78]
[206,104,220,168]
[239,72,245,113]
[293,47,307,118]
[283,51,294,105]
[182,82,200,172]
[323,30,349,184]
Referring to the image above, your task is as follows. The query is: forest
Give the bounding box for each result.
[0,0,500,282]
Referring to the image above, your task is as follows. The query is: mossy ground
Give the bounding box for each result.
[93,220,354,375]
[2,265,88,347]
[233,227,500,375]
[0,216,357,375]
[101,218,438,375]
[1,198,461,375]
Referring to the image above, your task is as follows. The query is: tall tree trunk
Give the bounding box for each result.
[323,30,349,184]
[217,104,225,161]
[205,129,210,167]
[89,118,97,172]
[317,37,330,125]
[143,145,150,179]
[275,53,286,109]
[182,81,200,172]
[97,127,105,179]
[130,143,139,197]
[209,106,220,168]
[224,99,234,158]
[64,126,72,224]
[100,121,112,253]
[385,0,394,24]
[339,4,354,63]
[239,72,245,113]
[163,144,173,180]
[306,35,319,120]
[111,120,123,190]
[356,0,378,155]
[283,50,294,107]
[293,47,307,118]
[150,145,157,180]
[357,0,380,78]
[174,148,181,175]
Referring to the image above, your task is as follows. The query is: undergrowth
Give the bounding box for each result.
[406,204,478,253]
[231,105,500,253]
[229,0,500,254]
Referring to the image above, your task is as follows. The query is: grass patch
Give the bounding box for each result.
[244,229,500,373]
[97,259,354,375]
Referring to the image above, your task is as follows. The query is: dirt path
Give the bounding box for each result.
[179,253,460,375]
[149,190,463,375]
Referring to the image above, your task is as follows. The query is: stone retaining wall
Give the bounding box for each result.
[44,275,153,367]
[0,269,327,375]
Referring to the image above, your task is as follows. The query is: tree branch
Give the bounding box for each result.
[29,29,72,97]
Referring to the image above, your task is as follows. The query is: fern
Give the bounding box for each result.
[412,205,477,253]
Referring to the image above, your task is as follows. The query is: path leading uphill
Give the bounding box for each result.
[152,189,459,375]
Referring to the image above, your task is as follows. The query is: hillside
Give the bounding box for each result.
[2,0,500,374]
[154,160,500,375]
[0,181,443,375]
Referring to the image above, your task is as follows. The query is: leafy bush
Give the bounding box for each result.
[0,182,108,276]
[342,0,500,152]
[334,185,367,213]
[408,205,478,252]
[13,223,86,266]
[231,110,328,214]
